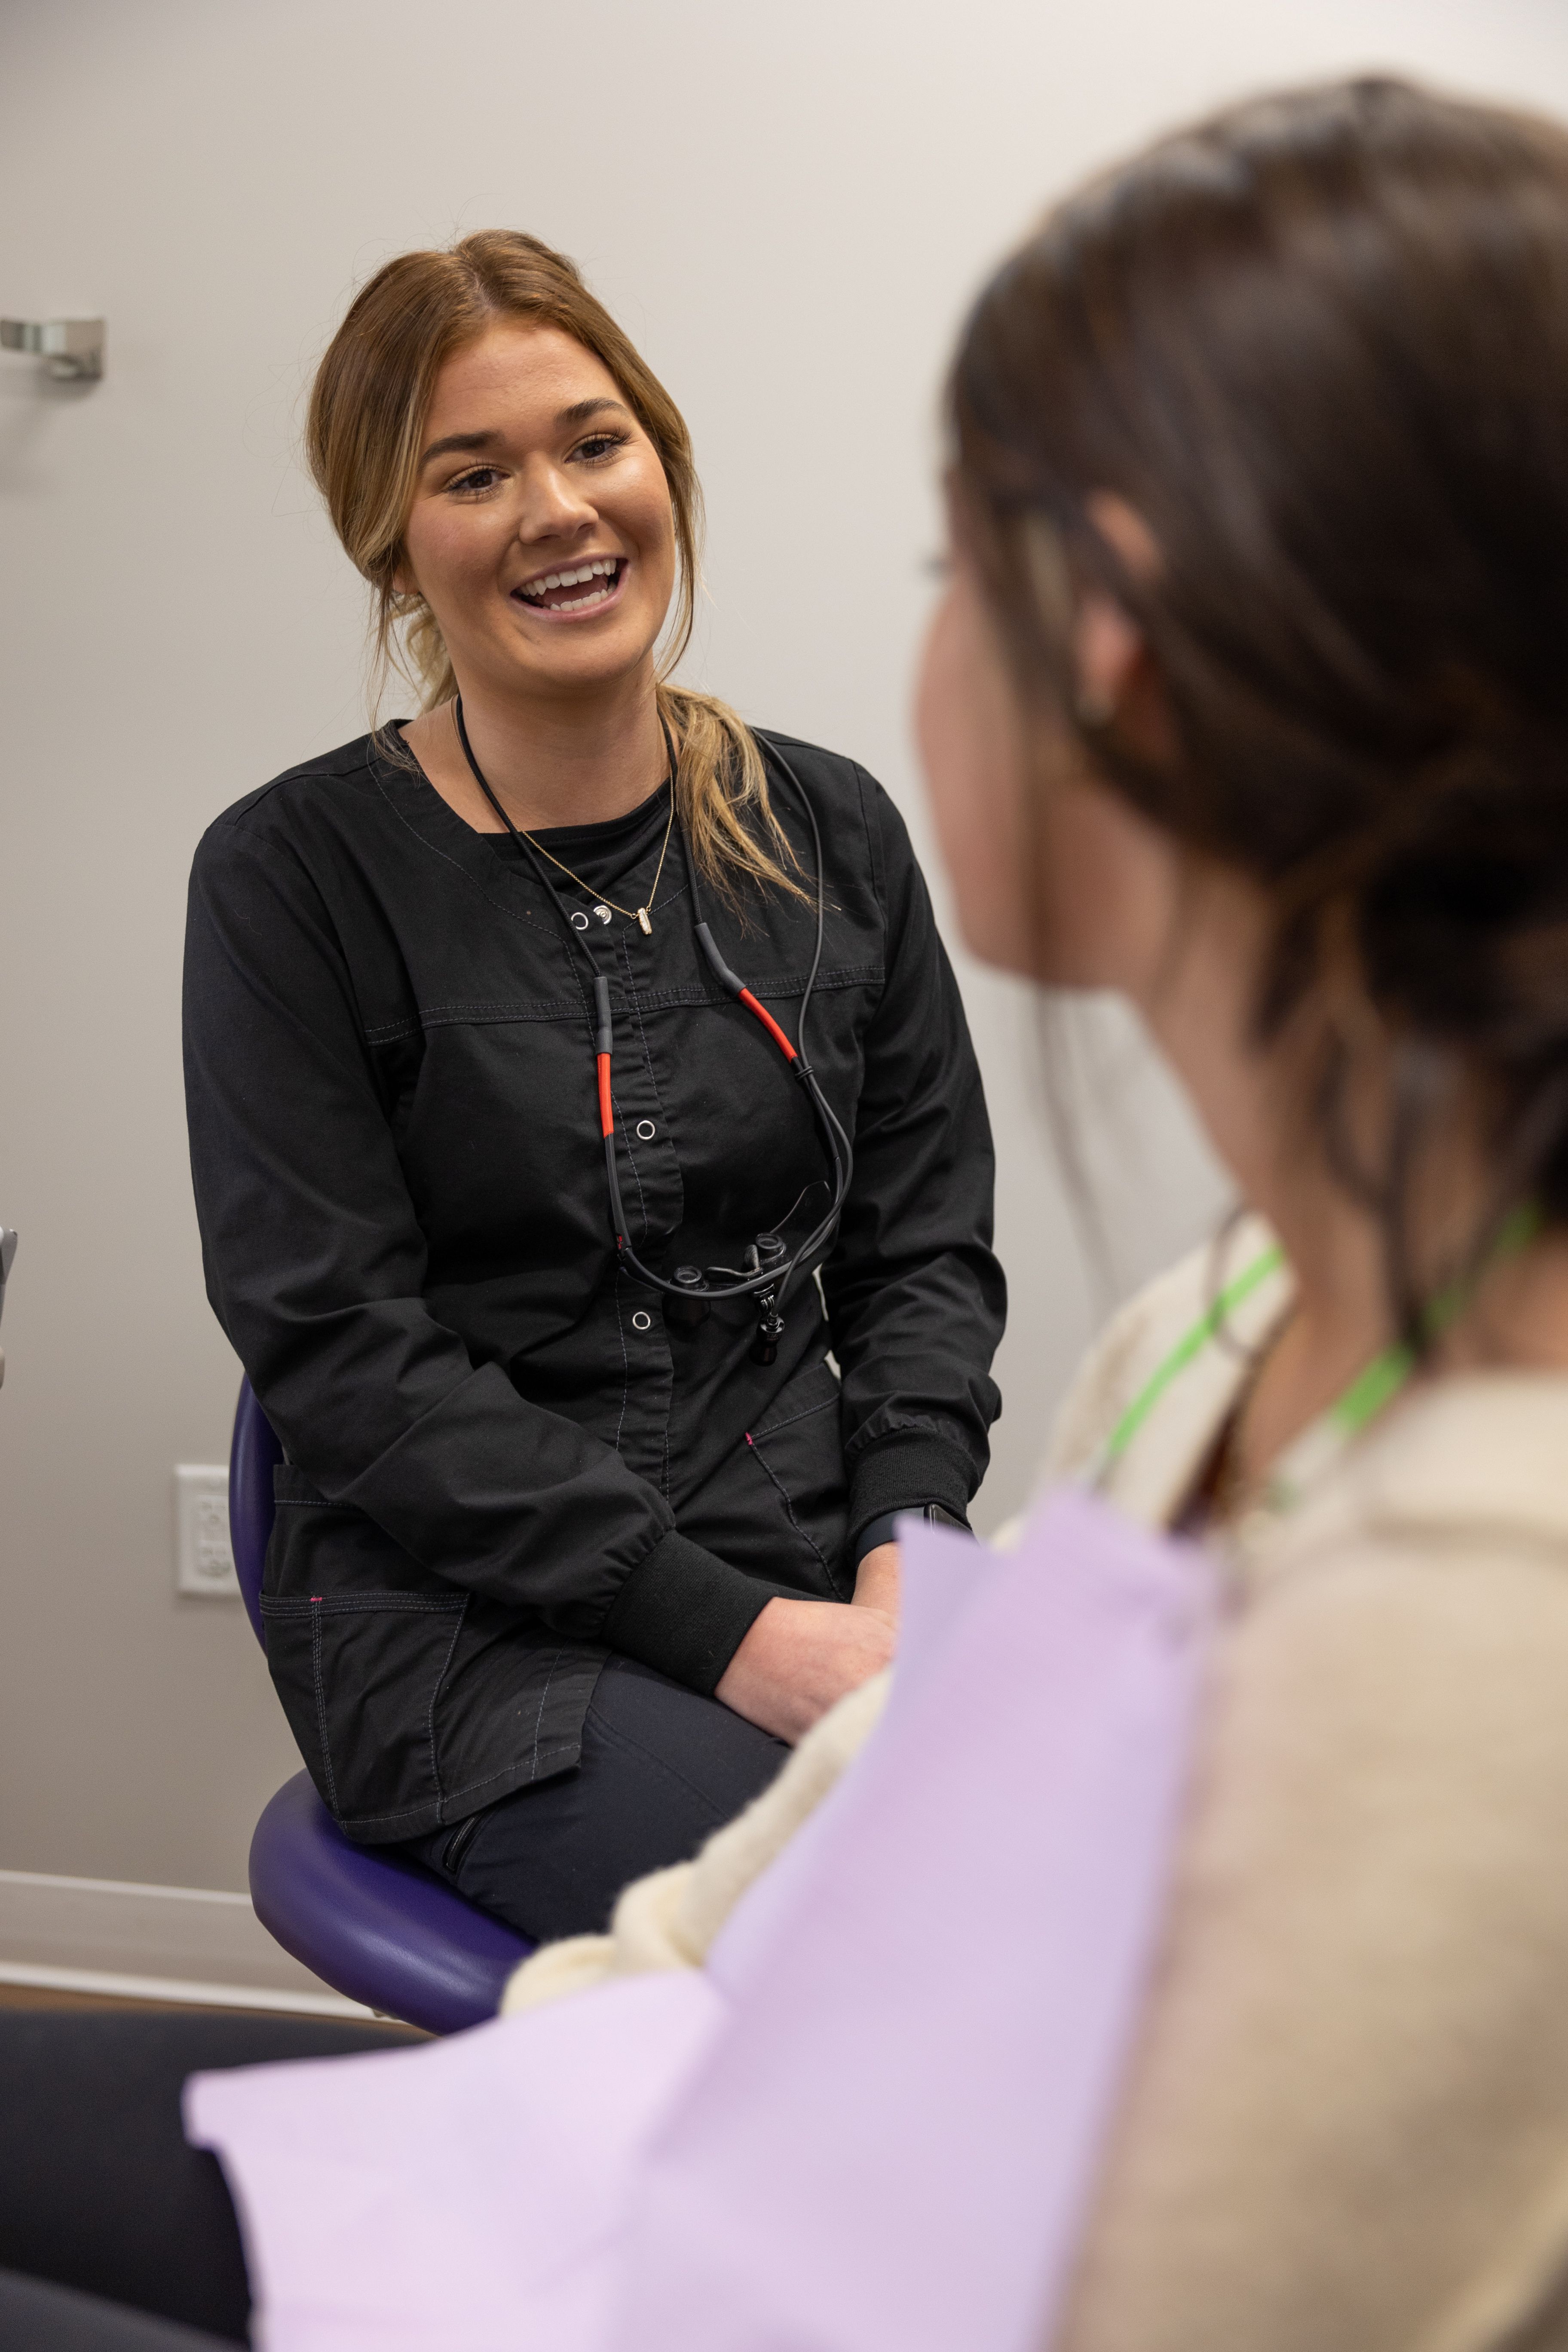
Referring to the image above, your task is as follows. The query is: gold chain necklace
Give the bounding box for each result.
[515,786,675,935]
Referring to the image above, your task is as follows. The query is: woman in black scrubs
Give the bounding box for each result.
[183,230,1004,1942]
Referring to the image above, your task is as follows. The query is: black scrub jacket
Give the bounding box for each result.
[183,726,1004,1844]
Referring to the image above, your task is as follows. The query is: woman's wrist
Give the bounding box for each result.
[851,1542,901,1623]
[852,1502,969,1567]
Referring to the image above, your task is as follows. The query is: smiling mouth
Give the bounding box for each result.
[513,557,626,616]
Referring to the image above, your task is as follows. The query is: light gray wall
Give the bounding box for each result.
[3,0,1565,1890]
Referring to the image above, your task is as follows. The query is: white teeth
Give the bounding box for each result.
[547,583,613,612]
[514,557,625,611]
[518,558,621,604]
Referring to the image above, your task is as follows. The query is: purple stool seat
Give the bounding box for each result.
[230,1379,533,2034]
[250,1771,530,2034]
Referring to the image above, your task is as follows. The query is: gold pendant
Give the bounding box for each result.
[637,907,652,935]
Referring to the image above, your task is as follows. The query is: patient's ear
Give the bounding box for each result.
[1073,592,1143,729]
[1074,493,1178,763]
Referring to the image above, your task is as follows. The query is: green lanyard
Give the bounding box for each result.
[1095,1243,1287,1476]
[1089,1203,1541,1518]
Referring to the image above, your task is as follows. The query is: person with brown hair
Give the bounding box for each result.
[14,69,1568,2352]
[181,232,1004,1944]
[492,69,1568,2348]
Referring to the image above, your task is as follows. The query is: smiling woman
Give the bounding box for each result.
[181,230,1004,1948]
[307,233,799,897]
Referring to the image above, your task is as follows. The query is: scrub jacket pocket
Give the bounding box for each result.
[260,1588,469,1834]
[260,1467,602,1841]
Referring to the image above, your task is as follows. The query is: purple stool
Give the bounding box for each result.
[230,1381,533,2033]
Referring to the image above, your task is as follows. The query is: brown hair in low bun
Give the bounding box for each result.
[951,76,1568,1327]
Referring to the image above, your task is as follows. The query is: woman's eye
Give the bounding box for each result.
[574,433,627,464]
[450,467,503,496]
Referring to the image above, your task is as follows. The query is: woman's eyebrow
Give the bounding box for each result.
[420,400,633,471]
[556,397,633,430]
[420,428,500,468]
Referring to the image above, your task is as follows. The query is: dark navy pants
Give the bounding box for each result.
[0,2009,420,2347]
[395,1653,789,1941]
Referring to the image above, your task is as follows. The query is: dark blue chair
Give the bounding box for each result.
[229,1380,533,2032]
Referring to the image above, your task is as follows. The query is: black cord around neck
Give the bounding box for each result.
[450,695,851,1304]
[452,696,677,974]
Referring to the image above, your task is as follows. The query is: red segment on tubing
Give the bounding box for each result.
[737,988,796,1061]
[597,1053,614,1137]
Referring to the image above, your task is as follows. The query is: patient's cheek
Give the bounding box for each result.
[1033,776,1187,993]
[1032,782,1126,984]
[916,581,1037,977]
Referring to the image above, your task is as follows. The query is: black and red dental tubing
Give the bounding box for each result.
[453,699,853,1329]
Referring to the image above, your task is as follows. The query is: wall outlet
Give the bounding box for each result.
[175,1465,238,1598]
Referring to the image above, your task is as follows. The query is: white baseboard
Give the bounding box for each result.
[0,1869,374,2019]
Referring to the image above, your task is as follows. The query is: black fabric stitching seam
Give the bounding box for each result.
[617,929,676,1253]
[619,932,672,1129]
[262,1592,466,1617]
[750,1393,840,1442]
[613,1078,651,1240]
[600,962,882,1004]
[611,1273,631,1454]
[440,1739,579,1806]
[374,964,883,1038]
[527,1648,565,1776]
[426,1596,469,1822]
[309,1608,340,1815]
[331,1739,584,1830]
[364,995,578,1040]
[745,1442,847,1597]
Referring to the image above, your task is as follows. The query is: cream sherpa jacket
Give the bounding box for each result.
[504,1222,1568,2352]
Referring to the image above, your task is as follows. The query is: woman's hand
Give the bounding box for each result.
[716,1583,897,1744]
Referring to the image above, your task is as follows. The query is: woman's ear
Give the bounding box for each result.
[1073,592,1144,728]
[1075,493,1178,761]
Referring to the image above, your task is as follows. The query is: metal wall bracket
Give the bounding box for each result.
[0,1228,16,1391]
[0,318,104,381]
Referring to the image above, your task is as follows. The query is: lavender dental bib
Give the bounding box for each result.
[187,1489,1215,2352]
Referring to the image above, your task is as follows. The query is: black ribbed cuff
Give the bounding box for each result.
[846,1429,976,1553]
[600,1530,788,1696]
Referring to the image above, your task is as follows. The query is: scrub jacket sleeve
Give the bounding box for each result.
[823,776,1006,1548]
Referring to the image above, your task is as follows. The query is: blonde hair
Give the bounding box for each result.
[306,229,797,902]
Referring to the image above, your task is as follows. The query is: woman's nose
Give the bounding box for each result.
[515,455,597,547]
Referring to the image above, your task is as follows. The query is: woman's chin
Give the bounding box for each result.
[487,624,661,701]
